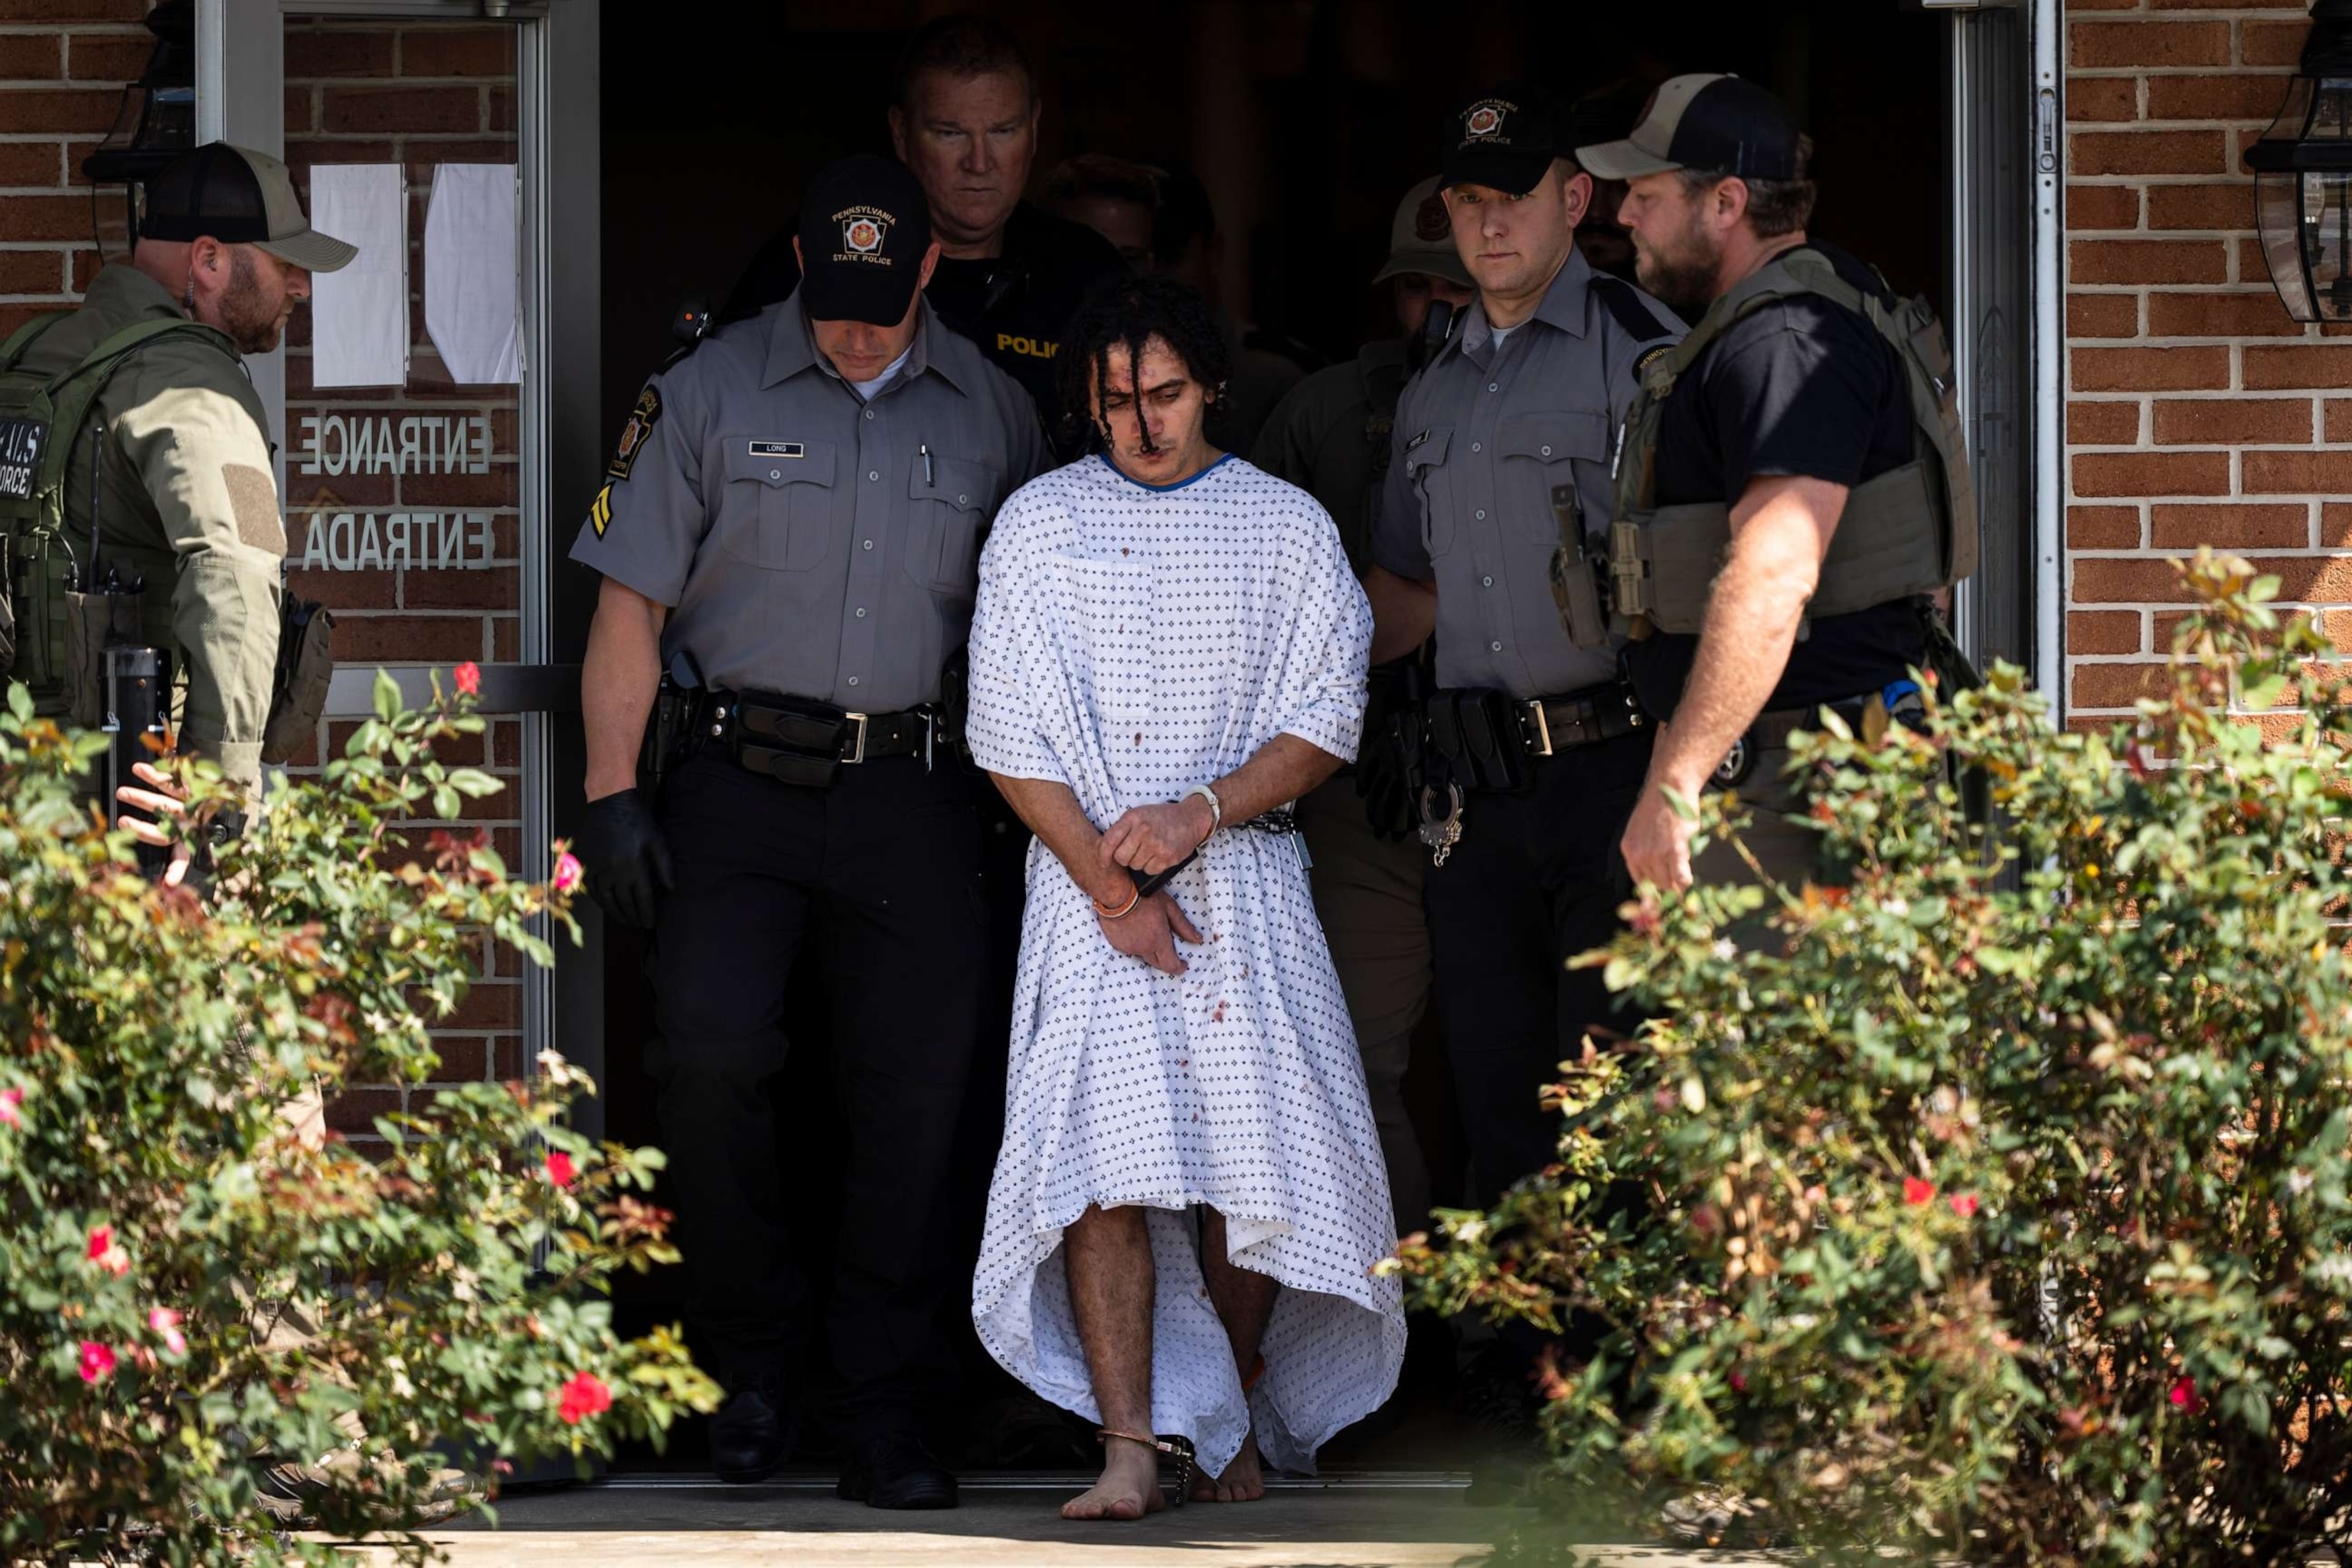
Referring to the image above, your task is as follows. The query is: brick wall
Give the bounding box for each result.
[279,15,526,1152]
[2065,0,2349,724]
[0,1,160,338]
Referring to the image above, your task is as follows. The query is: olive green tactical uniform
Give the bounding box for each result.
[16,265,283,791]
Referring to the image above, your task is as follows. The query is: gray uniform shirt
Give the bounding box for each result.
[570,290,1049,712]
[1372,250,1682,698]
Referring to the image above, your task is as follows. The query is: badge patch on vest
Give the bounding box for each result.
[1633,342,1675,380]
[590,481,613,537]
[0,415,47,502]
[746,440,805,459]
[606,385,662,482]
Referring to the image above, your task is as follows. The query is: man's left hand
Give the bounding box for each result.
[116,760,196,889]
[1099,797,1214,875]
[1620,783,1700,894]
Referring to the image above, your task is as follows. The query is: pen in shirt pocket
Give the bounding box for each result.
[920,443,934,485]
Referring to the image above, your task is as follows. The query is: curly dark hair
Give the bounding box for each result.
[1054,273,1233,456]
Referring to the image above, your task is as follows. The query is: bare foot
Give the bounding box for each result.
[1061,1437,1166,1521]
[1191,1429,1266,1503]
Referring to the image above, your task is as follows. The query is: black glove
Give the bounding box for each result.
[1354,674,1421,842]
[579,789,674,930]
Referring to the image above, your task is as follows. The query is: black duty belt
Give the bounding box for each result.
[1712,680,1926,792]
[1424,679,1648,794]
[710,689,939,788]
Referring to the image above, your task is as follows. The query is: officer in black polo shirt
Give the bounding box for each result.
[1579,75,1975,897]
[724,15,1119,455]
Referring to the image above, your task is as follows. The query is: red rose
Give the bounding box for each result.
[1903,1177,1936,1207]
[87,1225,128,1276]
[454,662,482,697]
[78,1341,116,1383]
[557,1371,612,1425]
[1949,1193,1979,1218]
[2169,1375,2200,1414]
[545,1151,577,1188]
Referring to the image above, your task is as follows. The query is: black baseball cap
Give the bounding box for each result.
[795,155,933,327]
[1439,83,1573,198]
[1576,74,1804,183]
[142,142,355,272]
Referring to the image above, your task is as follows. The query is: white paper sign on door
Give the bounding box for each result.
[307,164,406,388]
[423,163,520,386]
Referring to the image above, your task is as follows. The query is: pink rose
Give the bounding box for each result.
[87,1226,128,1276]
[149,1307,185,1357]
[545,1151,577,1188]
[454,662,482,697]
[553,851,584,894]
[1949,1193,1979,1218]
[78,1341,116,1383]
[0,1086,21,1129]
[2169,1375,2200,1414]
[1903,1177,1936,1207]
[557,1371,612,1425]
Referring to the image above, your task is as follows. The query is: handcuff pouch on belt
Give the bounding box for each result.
[1423,688,1532,795]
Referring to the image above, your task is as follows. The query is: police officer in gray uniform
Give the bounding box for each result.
[571,155,1049,1509]
[1366,86,1683,1207]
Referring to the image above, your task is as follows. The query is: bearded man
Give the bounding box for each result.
[965,276,1403,1521]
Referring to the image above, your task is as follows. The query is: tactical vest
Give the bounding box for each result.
[1593,247,1977,640]
[0,311,236,714]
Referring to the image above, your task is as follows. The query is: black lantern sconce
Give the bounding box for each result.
[79,0,195,254]
[2246,0,2352,322]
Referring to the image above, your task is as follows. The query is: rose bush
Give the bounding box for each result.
[0,669,718,1565]
[1396,554,2352,1563]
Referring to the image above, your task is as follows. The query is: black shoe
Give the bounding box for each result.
[709,1385,792,1484]
[838,1430,958,1511]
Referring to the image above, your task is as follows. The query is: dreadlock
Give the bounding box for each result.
[1055,273,1233,457]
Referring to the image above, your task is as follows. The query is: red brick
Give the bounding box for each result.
[2246,555,2352,601]
[2144,183,2254,233]
[2236,237,2269,280]
[2068,292,2138,337]
[2071,20,2230,67]
[2151,397,2311,444]
[322,85,482,135]
[325,1086,403,1135]
[332,615,488,662]
[0,34,64,80]
[0,193,98,241]
[2069,185,2141,230]
[2071,662,2171,709]
[2240,19,2311,67]
[65,32,154,82]
[2068,503,2142,547]
[402,469,515,507]
[2068,77,2139,123]
[403,567,519,610]
[2069,400,2141,443]
[486,87,513,133]
[2068,611,2143,655]
[2065,0,2140,11]
[0,86,121,133]
[2145,74,2293,121]
[423,1036,489,1082]
[2072,450,2232,496]
[400,28,514,78]
[2070,238,2227,285]
[2323,502,2352,546]
[2071,129,2228,177]
[2150,501,2310,549]
[2070,344,2229,390]
[285,84,312,133]
[287,567,398,609]
[2144,289,2303,336]
[0,141,61,187]
[0,303,51,337]
[2073,556,2203,603]
[2324,399,2352,443]
[416,978,518,1032]
[2244,449,2352,494]
[70,247,102,290]
[284,29,397,78]
[0,250,64,293]
[2243,342,2352,388]
[0,1,145,18]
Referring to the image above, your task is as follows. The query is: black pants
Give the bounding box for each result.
[1421,729,1652,1205]
[649,748,988,1436]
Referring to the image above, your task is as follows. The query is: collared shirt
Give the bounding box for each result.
[1372,250,1683,698]
[570,289,1050,712]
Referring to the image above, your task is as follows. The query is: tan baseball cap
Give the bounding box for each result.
[1370,177,1473,289]
[140,142,358,273]
[1576,73,1804,185]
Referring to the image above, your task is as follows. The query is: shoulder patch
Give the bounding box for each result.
[606,384,662,482]
[1591,275,1677,343]
[1633,341,1676,379]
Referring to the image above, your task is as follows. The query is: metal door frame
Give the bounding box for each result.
[194,0,603,1119]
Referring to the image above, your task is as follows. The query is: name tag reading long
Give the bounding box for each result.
[748,441,804,459]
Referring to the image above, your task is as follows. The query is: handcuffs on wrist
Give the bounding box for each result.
[1094,784,1223,917]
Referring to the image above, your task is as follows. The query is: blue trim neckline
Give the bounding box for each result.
[1096,451,1235,493]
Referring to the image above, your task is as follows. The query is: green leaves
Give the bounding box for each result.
[1397,550,2352,1565]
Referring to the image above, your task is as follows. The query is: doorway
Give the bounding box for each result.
[580,0,2032,1471]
